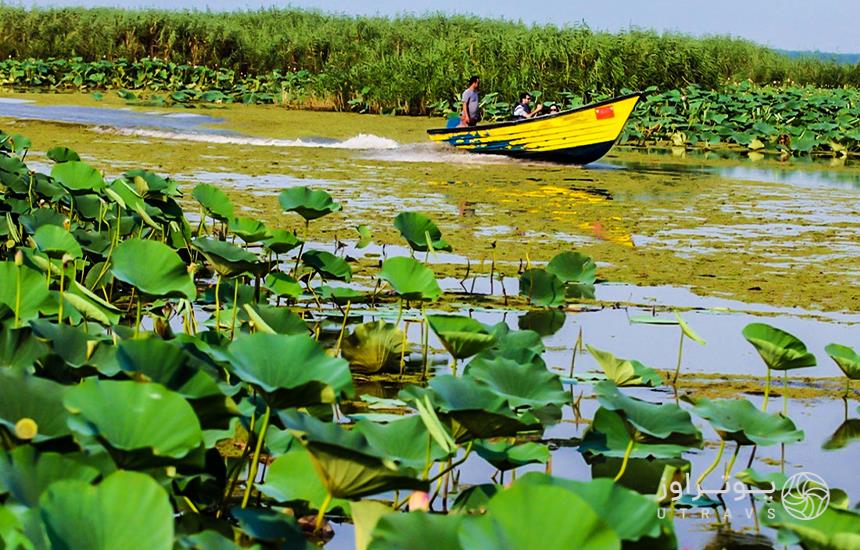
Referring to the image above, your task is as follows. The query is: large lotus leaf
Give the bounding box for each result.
[691,397,804,446]
[379,256,441,301]
[265,272,302,298]
[464,356,569,411]
[0,446,99,507]
[263,229,302,255]
[40,470,173,550]
[474,440,549,471]
[317,285,367,304]
[341,321,404,374]
[519,268,564,307]
[823,419,860,450]
[0,154,29,192]
[595,381,701,440]
[243,304,308,335]
[0,370,70,443]
[0,324,49,371]
[46,146,80,163]
[123,169,178,197]
[227,333,353,408]
[451,484,499,514]
[301,250,351,282]
[826,343,860,380]
[64,281,122,326]
[192,238,258,277]
[586,345,663,387]
[762,500,860,550]
[518,309,566,337]
[590,456,690,502]
[401,377,542,440]
[278,187,341,221]
[64,379,203,465]
[103,179,159,229]
[227,217,269,243]
[0,262,53,322]
[111,239,196,300]
[475,324,545,367]
[392,212,452,252]
[580,408,698,459]
[369,512,465,550]
[50,161,105,193]
[459,482,621,549]
[19,208,67,234]
[281,411,428,499]
[230,508,311,547]
[116,338,223,399]
[545,251,597,285]
[29,319,89,367]
[32,225,83,259]
[192,183,235,221]
[742,323,817,371]
[257,447,349,512]
[355,415,450,468]
[516,473,672,544]
[426,314,495,360]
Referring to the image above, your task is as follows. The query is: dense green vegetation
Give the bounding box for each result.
[1,6,860,114]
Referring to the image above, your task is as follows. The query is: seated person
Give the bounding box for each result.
[548,104,560,114]
[512,93,543,120]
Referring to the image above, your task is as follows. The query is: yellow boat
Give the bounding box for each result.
[427,92,641,164]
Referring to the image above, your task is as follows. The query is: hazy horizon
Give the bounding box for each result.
[5,0,860,54]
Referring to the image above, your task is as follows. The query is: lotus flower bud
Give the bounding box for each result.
[14,250,23,266]
[6,239,15,250]
[62,253,74,266]
[408,491,430,512]
[63,218,70,230]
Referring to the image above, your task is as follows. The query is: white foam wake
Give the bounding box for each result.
[89,126,400,150]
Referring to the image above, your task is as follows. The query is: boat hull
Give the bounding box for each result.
[427,93,641,165]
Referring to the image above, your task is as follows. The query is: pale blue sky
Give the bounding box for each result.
[10,0,860,53]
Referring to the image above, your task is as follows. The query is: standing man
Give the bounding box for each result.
[460,76,481,127]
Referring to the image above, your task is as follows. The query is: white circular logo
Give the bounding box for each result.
[781,472,830,520]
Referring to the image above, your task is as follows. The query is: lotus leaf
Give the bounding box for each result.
[762,500,860,550]
[192,183,234,221]
[590,455,690,501]
[317,285,367,304]
[278,187,341,221]
[32,225,82,259]
[230,508,311,547]
[50,161,105,193]
[355,415,450,468]
[281,411,428,499]
[263,229,301,254]
[451,484,499,513]
[426,314,495,359]
[518,268,564,307]
[301,250,351,281]
[369,512,464,550]
[46,146,81,163]
[111,239,196,300]
[823,419,860,450]
[40,470,173,550]
[826,343,860,380]
[477,323,545,367]
[0,370,70,442]
[64,379,204,465]
[356,224,372,249]
[0,324,48,371]
[0,446,100,507]
[474,440,549,471]
[464,356,569,411]
[545,251,596,285]
[19,208,67,234]
[265,272,302,298]
[257,447,350,512]
[341,321,404,373]
[393,212,452,252]
[192,237,258,277]
[580,408,698,459]
[586,345,663,387]
[595,381,701,440]
[116,338,223,399]
[227,332,353,408]
[742,323,817,371]
[64,281,122,326]
[0,262,53,322]
[379,256,441,301]
[227,217,269,243]
[517,309,565,336]
[242,304,308,335]
[29,319,88,367]
[691,397,804,446]
[124,169,178,197]
[459,482,621,549]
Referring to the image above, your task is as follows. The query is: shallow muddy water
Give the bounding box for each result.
[3,93,859,549]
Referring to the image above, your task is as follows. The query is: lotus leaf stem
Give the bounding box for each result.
[569,326,583,378]
[229,277,240,339]
[783,371,788,416]
[672,327,685,385]
[762,368,771,411]
[614,439,635,481]
[451,356,458,377]
[421,316,430,381]
[57,265,65,323]
[427,441,473,484]
[333,300,352,355]
[134,296,142,338]
[14,261,21,328]
[696,439,726,491]
[241,405,270,508]
[721,442,741,489]
[314,492,333,534]
[399,320,409,378]
[214,274,222,333]
[218,408,257,518]
[182,496,200,514]
[293,220,308,277]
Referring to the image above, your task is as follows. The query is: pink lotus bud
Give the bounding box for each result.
[408,491,430,512]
